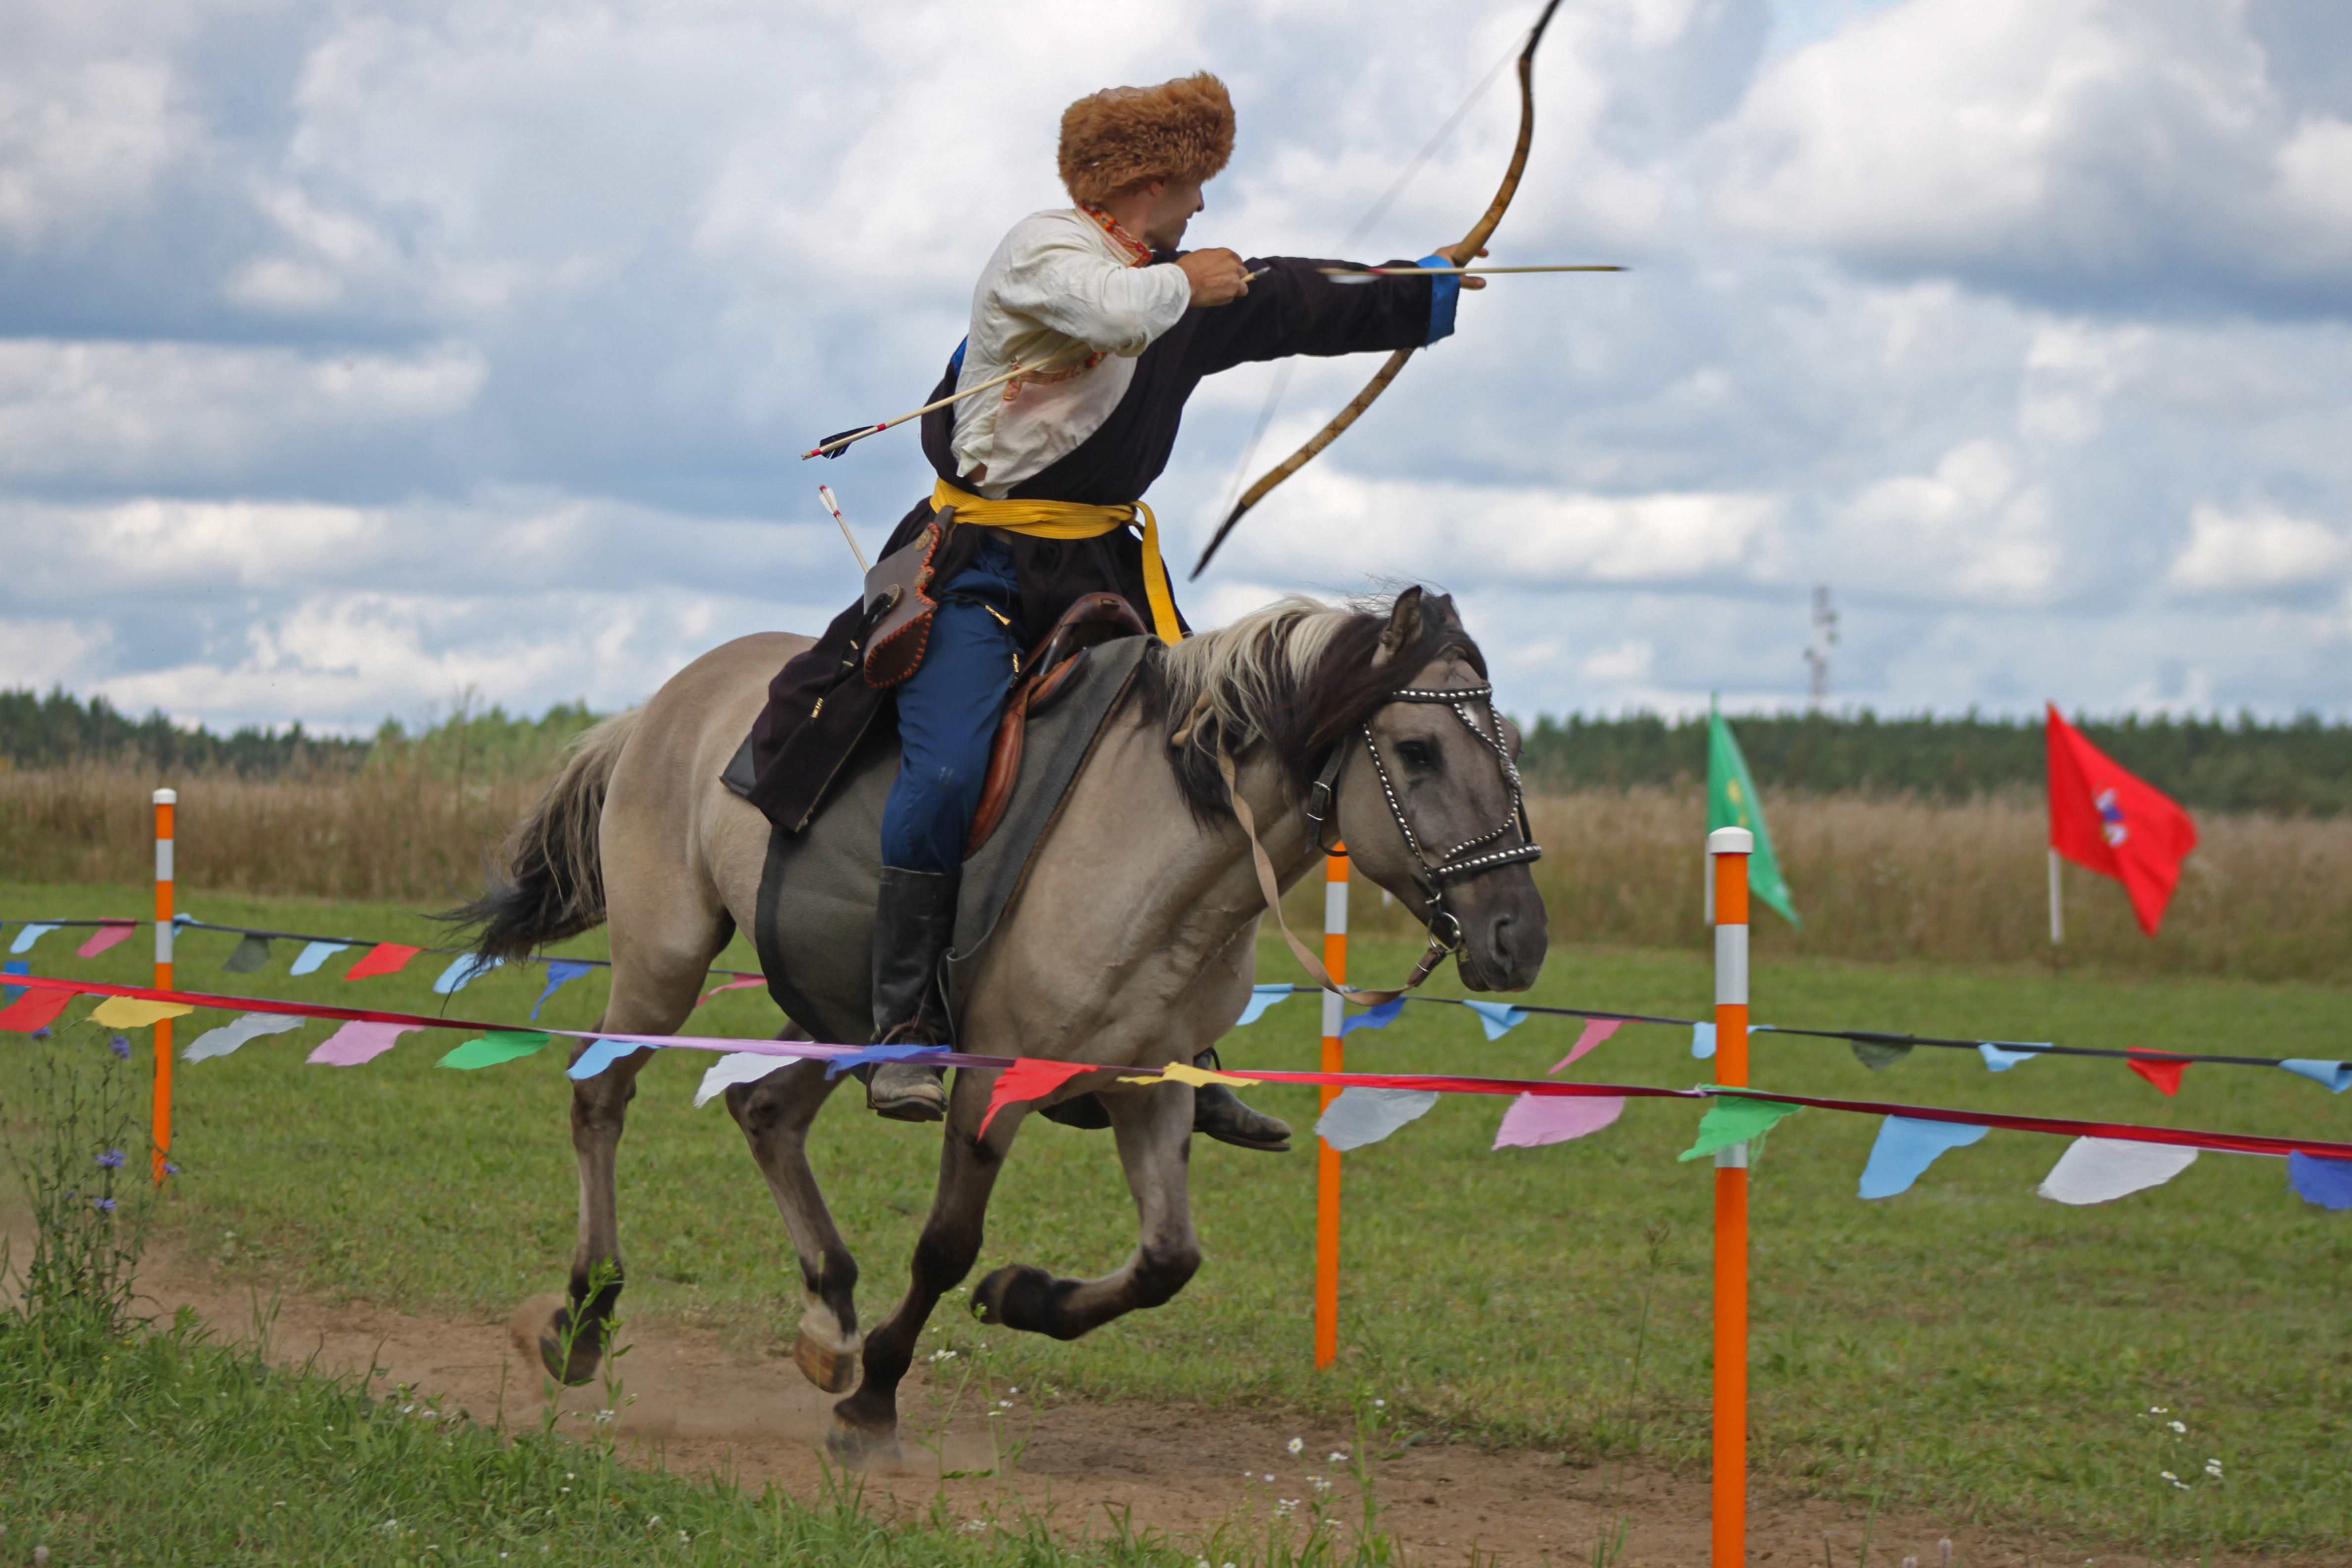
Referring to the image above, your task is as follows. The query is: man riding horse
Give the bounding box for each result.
[744,72,1484,1136]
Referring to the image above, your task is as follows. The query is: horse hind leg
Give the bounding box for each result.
[723,1044,862,1394]
[972,1081,1200,1341]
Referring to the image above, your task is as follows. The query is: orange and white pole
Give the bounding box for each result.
[1709,824,1753,1568]
[1314,845,1348,1370]
[153,787,176,1184]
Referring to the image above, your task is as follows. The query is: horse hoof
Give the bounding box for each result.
[971,1263,1054,1330]
[824,1417,901,1468]
[508,1293,598,1387]
[793,1327,860,1394]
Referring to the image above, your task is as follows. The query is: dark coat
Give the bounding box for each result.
[743,252,1440,832]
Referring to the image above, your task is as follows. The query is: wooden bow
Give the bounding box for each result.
[1190,0,1565,580]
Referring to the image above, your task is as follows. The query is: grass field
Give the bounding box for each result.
[4,878,2350,1555]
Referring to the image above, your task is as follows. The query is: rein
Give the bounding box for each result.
[1213,678,1544,1006]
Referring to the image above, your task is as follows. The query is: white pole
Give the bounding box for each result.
[2047,847,2063,946]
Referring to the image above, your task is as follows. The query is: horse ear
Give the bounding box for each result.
[1372,587,1424,668]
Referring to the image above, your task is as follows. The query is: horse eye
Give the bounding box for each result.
[1396,738,1439,769]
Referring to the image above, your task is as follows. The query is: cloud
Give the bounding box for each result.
[2166,503,2352,597]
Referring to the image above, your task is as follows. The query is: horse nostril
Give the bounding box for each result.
[1488,912,1516,971]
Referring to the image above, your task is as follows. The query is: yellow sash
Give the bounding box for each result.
[931,479,1181,643]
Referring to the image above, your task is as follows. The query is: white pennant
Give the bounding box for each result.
[694,1051,792,1108]
[184,1011,307,1062]
[2037,1136,2199,1206]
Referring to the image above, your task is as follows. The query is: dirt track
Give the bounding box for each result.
[101,1239,2284,1568]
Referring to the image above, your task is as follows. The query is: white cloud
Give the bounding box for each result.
[2166,503,2351,596]
[1833,441,2058,604]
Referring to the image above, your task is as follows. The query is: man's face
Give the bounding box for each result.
[1139,177,1206,250]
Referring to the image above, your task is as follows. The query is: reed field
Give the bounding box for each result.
[7,763,2350,980]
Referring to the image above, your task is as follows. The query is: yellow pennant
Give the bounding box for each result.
[1121,1060,1257,1089]
[89,997,196,1029]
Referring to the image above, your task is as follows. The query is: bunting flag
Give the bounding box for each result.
[307,1020,420,1066]
[221,934,274,973]
[8,923,59,955]
[2126,1054,2190,1096]
[433,954,503,995]
[2279,1059,2352,1094]
[2038,1136,2199,1205]
[1979,1041,2043,1072]
[531,960,597,1021]
[1551,1018,1622,1072]
[979,1057,1103,1136]
[822,1041,951,1079]
[1465,1000,1529,1040]
[3,959,28,1001]
[1858,1116,1989,1198]
[1679,1094,1801,1161]
[1122,1059,1258,1089]
[76,922,137,958]
[185,1012,308,1062]
[343,942,423,980]
[695,1050,791,1108]
[1848,1037,1913,1072]
[288,941,351,977]
[1339,998,1405,1037]
[2287,1151,2352,1210]
[1316,1086,1440,1151]
[1691,1022,1717,1059]
[1235,984,1295,1025]
[1493,1092,1624,1149]
[0,985,74,1032]
[697,976,766,1008]
[438,1030,552,1069]
[88,996,193,1029]
[566,1036,655,1080]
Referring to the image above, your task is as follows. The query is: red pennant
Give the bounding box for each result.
[0,985,75,1033]
[2127,1054,2189,1096]
[696,976,765,1008]
[343,942,422,980]
[979,1057,1102,1137]
[76,922,137,958]
[2047,706,2199,936]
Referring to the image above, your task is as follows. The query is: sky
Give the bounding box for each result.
[2,0,2349,733]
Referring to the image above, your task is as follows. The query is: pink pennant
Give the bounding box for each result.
[343,943,422,980]
[979,1057,1102,1137]
[697,976,766,1007]
[307,1019,420,1066]
[1552,1019,1623,1074]
[1493,1092,1625,1149]
[77,922,137,958]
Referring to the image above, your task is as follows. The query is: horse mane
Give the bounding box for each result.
[1145,589,1487,820]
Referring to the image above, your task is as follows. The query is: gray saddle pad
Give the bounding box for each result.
[738,636,1153,1045]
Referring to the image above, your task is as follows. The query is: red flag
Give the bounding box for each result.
[2046,705,2199,936]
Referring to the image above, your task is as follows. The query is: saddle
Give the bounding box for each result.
[963,592,1148,857]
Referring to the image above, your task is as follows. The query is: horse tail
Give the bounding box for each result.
[447,710,642,959]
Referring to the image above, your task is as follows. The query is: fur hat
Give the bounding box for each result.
[1058,73,1235,205]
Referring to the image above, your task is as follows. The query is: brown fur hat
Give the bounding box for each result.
[1058,73,1235,205]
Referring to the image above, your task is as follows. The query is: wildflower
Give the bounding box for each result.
[1328,1451,1347,1464]
[2167,1420,2186,1434]
[97,1147,126,1169]
[31,1027,50,1040]
[1312,1476,1332,1494]
[109,1035,130,1058]
[93,1197,116,1212]
[2204,1459,2224,1479]
[2147,1405,2168,1415]
[1373,1398,1385,1408]
[1275,1499,1298,1517]
[163,1161,179,1176]
[2160,1470,2190,1490]
[1286,1436,1304,1456]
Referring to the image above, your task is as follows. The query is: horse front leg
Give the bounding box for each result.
[724,1047,862,1394]
[828,1065,1021,1461]
[971,1078,1200,1340]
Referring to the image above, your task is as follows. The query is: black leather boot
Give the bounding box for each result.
[865,866,958,1122]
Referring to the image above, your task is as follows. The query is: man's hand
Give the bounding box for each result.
[1177,247,1252,306]
[1431,242,1489,290]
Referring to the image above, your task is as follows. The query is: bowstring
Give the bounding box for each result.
[1206,30,1525,542]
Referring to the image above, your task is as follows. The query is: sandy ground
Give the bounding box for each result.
[72,1237,2286,1568]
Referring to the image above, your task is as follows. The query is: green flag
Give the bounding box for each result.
[1708,698,1799,927]
[437,1030,552,1070]
[1677,1091,1804,1162]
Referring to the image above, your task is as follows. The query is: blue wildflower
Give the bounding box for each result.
[94,1197,117,1212]
[97,1148,125,1169]
[32,1027,50,1040]
[163,1161,180,1176]
[109,1034,131,1058]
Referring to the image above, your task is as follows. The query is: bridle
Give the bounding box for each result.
[1214,669,1543,1007]
[1303,678,1544,965]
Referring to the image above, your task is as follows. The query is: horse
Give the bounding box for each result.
[460,585,1546,1457]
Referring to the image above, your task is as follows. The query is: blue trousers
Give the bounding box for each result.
[879,538,1021,874]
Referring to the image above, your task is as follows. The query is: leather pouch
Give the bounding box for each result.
[860,511,949,687]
